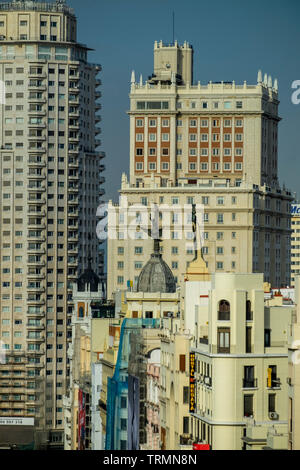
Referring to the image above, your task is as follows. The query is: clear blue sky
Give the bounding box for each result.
[69,0,300,202]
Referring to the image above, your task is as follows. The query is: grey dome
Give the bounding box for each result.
[77,258,100,292]
[137,253,176,293]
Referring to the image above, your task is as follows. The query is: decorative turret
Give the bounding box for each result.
[136,205,176,293]
[77,257,100,292]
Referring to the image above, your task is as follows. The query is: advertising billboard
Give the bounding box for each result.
[291,204,300,217]
[189,352,196,413]
[78,389,86,450]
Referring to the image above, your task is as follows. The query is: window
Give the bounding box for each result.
[246,300,252,321]
[183,417,189,434]
[244,394,253,417]
[217,213,224,224]
[264,329,271,347]
[183,386,189,404]
[268,394,276,413]
[217,328,230,353]
[121,419,127,431]
[179,354,186,372]
[218,300,230,321]
[267,365,278,388]
[246,327,252,353]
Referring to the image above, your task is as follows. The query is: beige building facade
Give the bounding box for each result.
[107,41,292,299]
[287,276,300,450]
[291,204,300,287]
[187,272,292,450]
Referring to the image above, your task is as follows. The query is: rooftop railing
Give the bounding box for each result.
[0,1,74,16]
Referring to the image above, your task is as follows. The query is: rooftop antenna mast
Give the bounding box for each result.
[172,11,175,45]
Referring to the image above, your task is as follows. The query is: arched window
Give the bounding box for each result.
[218,300,230,321]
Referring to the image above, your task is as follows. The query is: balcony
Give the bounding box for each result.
[243,378,258,389]
[69,86,80,94]
[267,377,281,389]
[28,96,47,104]
[27,209,46,217]
[26,310,45,318]
[69,73,80,80]
[28,134,46,142]
[28,145,46,154]
[26,323,45,330]
[26,285,45,293]
[27,184,46,192]
[69,110,79,117]
[27,222,46,230]
[28,122,46,129]
[28,72,47,79]
[28,84,47,92]
[27,298,45,306]
[26,335,44,342]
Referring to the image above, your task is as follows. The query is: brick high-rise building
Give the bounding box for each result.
[107,40,292,298]
[0,0,105,448]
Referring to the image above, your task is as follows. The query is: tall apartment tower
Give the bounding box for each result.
[0,0,105,448]
[107,40,292,299]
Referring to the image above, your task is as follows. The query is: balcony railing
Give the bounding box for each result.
[243,378,258,388]
[267,377,281,388]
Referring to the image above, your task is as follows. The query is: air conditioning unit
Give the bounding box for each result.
[269,412,279,420]
[204,376,212,386]
[0,35,5,40]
